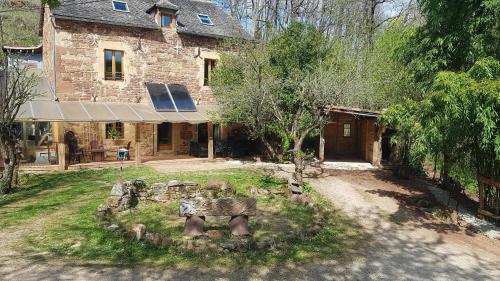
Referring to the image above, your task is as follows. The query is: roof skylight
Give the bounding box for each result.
[112,1,129,12]
[197,14,213,25]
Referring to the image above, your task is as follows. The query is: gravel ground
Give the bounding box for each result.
[311,171,500,280]
[412,177,500,240]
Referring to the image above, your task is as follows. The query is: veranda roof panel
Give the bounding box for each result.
[31,100,65,121]
[15,102,35,121]
[59,101,92,122]
[178,111,208,124]
[83,102,117,122]
[158,111,186,123]
[15,101,213,123]
[128,103,165,123]
[105,103,142,123]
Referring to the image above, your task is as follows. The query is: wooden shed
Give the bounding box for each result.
[319,107,383,166]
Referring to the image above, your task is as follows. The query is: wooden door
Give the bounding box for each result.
[324,123,337,159]
[157,122,172,151]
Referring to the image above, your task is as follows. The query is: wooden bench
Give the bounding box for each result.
[180,199,257,237]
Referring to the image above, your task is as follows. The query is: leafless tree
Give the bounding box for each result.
[0,57,38,194]
[218,0,416,45]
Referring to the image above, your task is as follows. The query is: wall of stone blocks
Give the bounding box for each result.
[50,19,220,106]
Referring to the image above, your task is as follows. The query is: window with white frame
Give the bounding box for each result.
[197,14,213,25]
[112,1,129,12]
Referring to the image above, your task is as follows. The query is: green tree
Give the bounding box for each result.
[400,0,500,86]
[212,22,358,185]
[362,21,421,109]
[379,100,427,177]
[42,0,60,9]
[383,58,500,185]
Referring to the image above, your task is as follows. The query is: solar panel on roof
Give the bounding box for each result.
[146,83,177,112]
[167,84,197,112]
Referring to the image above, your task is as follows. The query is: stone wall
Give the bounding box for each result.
[45,16,224,158]
[42,6,54,90]
[51,19,220,105]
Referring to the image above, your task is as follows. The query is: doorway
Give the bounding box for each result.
[197,123,221,144]
[157,122,172,151]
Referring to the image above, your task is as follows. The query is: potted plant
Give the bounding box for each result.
[107,128,122,145]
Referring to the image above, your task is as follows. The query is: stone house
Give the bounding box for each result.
[12,0,250,169]
[9,0,383,169]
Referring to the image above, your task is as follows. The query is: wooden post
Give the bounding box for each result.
[153,124,158,156]
[319,128,325,162]
[52,122,66,171]
[135,123,141,165]
[207,122,214,160]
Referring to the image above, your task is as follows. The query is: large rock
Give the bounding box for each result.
[111,183,129,197]
[96,204,112,224]
[106,224,119,232]
[206,179,231,191]
[288,178,303,194]
[229,215,251,236]
[149,183,169,202]
[108,194,136,211]
[167,180,182,187]
[149,181,201,201]
[183,216,206,237]
[130,224,146,240]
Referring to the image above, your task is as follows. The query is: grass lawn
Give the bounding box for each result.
[0,166,362,267]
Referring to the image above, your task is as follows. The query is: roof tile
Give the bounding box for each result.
[52,0,251,39]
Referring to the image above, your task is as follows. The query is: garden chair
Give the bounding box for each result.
[89,140,106,162]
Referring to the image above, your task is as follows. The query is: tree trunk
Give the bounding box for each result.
[442,152,451,185]
[260,135,278,161]
[0,142,16,194]
[292,140,305,186]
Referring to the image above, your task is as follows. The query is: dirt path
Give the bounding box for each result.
[310,170,500,280]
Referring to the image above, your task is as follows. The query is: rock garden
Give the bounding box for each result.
[16,167,360,266]
[97,176,335,254]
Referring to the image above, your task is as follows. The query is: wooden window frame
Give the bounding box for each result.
[161,14,173,28]
[204,59,216,86]
[106,122,124,139]
[104,49,124,81]
[343,123,352,137]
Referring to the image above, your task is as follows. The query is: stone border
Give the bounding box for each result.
[96,179,327,253]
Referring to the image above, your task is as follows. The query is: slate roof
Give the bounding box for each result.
[51,0,251,39]
[169,0,251,39]
[53,0,159,30]
[155,0,179,11]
